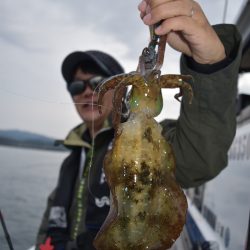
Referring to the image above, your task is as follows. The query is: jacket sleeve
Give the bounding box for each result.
[35,189,56,250]
[162,24,242,188]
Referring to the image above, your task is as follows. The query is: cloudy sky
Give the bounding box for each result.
[0,0,249,139]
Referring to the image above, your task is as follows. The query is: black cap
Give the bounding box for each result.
[61,50,124,85]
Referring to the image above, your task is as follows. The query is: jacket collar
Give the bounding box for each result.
[63,119,112,149]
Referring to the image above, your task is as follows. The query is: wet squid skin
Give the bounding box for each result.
[94,70,193,250]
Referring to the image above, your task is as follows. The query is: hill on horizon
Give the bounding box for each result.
[0,129,66,151]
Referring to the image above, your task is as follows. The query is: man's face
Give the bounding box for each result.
[71,68,114,128]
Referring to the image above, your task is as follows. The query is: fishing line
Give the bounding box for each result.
[0,85,115,200]
[0,86,107,108]
[222,0,228,23]
[86,82,129,199]
[0,84,109,197]
[87,84,104,198]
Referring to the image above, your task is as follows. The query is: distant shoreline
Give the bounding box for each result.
[0,141,68,152]
[0,129,68,152]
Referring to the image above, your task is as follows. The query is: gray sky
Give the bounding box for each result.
[0,0,249,138]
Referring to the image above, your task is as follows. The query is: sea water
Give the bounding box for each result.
[0,146,68,250]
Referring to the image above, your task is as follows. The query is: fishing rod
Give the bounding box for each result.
[0,209,14,250]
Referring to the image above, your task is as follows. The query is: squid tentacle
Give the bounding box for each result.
[112,73,142,128]
[155,35,167,71]
[159,74,194,104]
[98,74,131,114]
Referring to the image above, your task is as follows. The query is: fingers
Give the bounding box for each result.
[138,0,209,41]
[138,0,226,64]
[138,0,207,31]
[142,0,201,25]
[138,0,152,19]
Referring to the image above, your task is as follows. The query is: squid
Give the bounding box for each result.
[94,26,193,250]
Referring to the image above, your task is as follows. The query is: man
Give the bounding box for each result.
[36,0,242,249]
